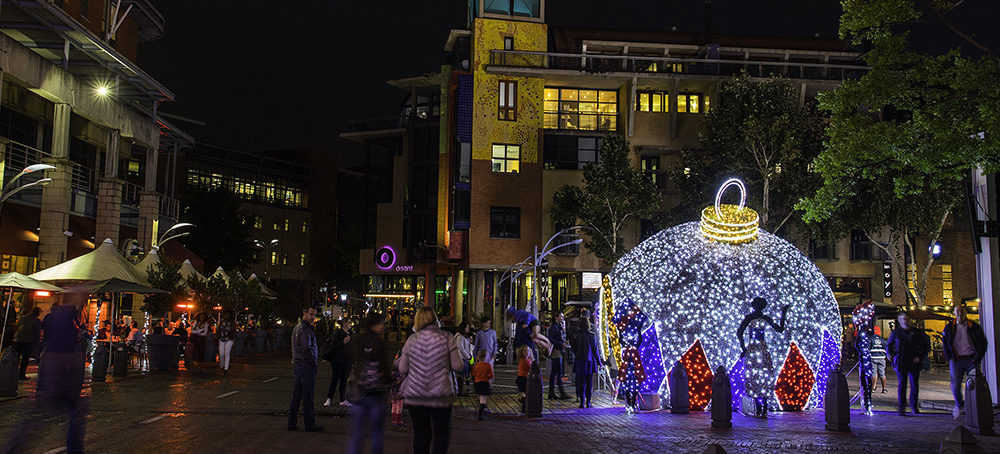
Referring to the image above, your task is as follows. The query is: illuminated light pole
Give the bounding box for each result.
[0,163,55,215]
[153,222,195,251]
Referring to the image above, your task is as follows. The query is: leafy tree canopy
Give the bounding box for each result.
[178,188,257,272]
[550,134,660,266]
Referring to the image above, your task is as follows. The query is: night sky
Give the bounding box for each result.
[139,0,996,156]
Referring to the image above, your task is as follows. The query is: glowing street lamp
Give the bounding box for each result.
[0,163,55,215]
[95,85,110,98]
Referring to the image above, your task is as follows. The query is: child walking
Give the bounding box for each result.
[471,350,494,420]
[516,345,532,413]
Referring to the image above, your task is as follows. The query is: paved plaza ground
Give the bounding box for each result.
[2,349,999,454]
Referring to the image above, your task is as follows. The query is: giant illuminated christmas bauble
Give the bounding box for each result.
[610,179,842,409]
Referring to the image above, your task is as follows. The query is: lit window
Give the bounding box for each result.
[283,219,290,231]
[282,253,288,266]
[499,80,517,121]
[941,264,953,303]
[301,221,308,233]
[641,156,661,187]
[543,87,616,131]
[253,216,262,229]
[491,144,520,173]
[490,207,520,239]
[504,36,514,50]
[637,91,668,112]
[270,251,277,266]
[677,93,706,114]
[300,254,307,266]
[273,221,279,231]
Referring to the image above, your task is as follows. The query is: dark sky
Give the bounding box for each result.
[138,0,995,155]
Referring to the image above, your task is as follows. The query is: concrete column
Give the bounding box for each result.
[136,191,160,252]
[136,147,160,252]
[95,130,122,244]
[455,269,465,321]
[669,79,679,139]
[37,103,72,269]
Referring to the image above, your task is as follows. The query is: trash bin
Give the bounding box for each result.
[233,331,246,357]
[205,334,218,363]
[146,334,178,371]
[92,343,109,381]
[0,346,19,397]
[112,343,128,377]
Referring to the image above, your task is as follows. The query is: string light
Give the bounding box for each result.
[774,343,814,411]
[611,179,842,411]
[638,325,665,395]
[700,178,759,244]
[729,356,746,411]
[676,339,714,410]
[614,301,647,412]
[600,276,622,367]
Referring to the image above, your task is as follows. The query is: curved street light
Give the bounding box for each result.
[0,163,55,215]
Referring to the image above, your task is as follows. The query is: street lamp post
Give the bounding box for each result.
[529,226,588,317]
[258,239,279,283]
[0,163,55,215]
[154,222,195,251]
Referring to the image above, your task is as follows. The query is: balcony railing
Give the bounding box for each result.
[160,195,180,220]
[3,140,51,186]
[121,181,142,206]
[344,116,409,133]
[70,163,95,193]
[488,50,869,81]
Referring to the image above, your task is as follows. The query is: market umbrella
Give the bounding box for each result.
[29,238,144,284]
[0,273,64,346]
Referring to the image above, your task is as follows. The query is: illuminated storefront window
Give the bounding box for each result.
[544,88,617,131]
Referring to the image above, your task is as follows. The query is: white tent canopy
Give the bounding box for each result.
[210,266,231,285]
[180,259,206,286]
[133,250,160,283]
[247,273,278,299]
[30,238,144,284]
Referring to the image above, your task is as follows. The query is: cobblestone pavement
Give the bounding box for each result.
[2,350,998,454]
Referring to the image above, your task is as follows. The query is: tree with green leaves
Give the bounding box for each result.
[669,73,824,235]
[798,0,1000,307]
[550,134,661,266]
[178,188,257,272]
[141,260,186,317]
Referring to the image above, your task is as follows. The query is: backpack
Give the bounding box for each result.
[347,337,387,402]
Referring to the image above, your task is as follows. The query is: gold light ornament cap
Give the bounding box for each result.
[700,178,759,244]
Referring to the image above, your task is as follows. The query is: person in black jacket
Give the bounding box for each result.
[942,305,989,418]
[324,318,353,407]
[886,312,930,415]
[288,307,322,432]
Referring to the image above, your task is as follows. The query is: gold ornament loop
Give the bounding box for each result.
[701,178,759,244]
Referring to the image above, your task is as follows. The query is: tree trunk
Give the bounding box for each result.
[761,175,770,226]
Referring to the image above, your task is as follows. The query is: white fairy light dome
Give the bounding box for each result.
[611,179,842,409]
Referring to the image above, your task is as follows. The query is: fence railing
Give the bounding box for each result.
[121,181,142,205]
[70,163,95,193]
[488,50,869,81]
[3,140,52,186]
[160,195,180,220]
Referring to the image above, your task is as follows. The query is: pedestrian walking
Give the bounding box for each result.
[218,310,236,375]
[12,307,41,380]
[346,314,391,454]
[869,332,888,393]
[323,318,353,407]
[573,312,600,408]
[471,350,493,420]
[516,345,532,413]
[887,312,930,415]
[3,294,89,454]
[189,313,209,366]
[454,322,473,396]
[547,311,569,400]
[397,306,464,454]
[288,306,322,432]
[942,305,988,419]
[473,317,497,364]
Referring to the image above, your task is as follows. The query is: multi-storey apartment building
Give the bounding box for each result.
[172,144,338,303]
[345,0,977,328]
[0,0,192,274]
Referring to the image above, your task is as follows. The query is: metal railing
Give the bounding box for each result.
[70,163,95,193]
[160,195,180,220]
[488,50,869,81]
[121,181,142,206]
[344,116,409,133]
[3,140,51,185]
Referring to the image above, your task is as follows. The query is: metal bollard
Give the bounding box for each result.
[964,367,996,436]
[0,346,19,397]
[824,364,850,432]
[670,361,690,414]
[711,366,732,428]
[112,343,128,377]
[525,359,543,417]
[92,344,109,382]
